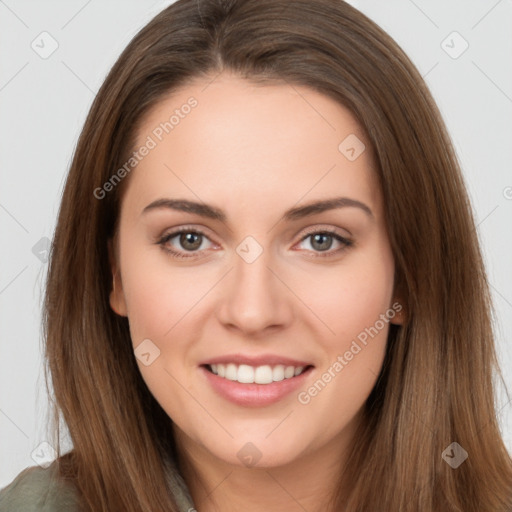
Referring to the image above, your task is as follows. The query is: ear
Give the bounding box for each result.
[108,237,128,317]
[389,295,405,326]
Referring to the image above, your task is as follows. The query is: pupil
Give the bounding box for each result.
[312,233,332,251]
[181,233,201,250]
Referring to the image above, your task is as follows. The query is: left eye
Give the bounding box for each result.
[296,231,351,255]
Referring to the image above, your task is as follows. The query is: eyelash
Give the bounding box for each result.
[156,225,353,260]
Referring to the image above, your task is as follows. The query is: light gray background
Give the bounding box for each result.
[1,0,511,487]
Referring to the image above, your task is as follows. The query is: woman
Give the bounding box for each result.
[1,0,511,510]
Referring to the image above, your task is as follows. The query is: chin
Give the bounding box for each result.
[200,434,311,470]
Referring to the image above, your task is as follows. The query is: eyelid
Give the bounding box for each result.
[297,223,352,239]
[157,223,350,243]
[157,224,218,243]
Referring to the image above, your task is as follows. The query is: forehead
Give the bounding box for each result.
[123,73,381,221]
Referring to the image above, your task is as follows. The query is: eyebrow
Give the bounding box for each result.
[141,196,374,223]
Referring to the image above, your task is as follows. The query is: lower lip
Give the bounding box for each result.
[200,365,314,407]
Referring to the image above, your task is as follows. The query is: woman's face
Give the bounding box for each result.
[109,72,403,469]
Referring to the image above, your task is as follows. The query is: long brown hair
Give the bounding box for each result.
[43,0,512,510]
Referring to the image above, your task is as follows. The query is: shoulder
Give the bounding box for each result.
[0,461,80,512]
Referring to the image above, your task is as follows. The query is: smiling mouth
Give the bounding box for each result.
[202,363,313,385]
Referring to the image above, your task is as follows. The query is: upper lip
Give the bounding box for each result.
[200,353,314,368]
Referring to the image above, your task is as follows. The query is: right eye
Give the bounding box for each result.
[157,227,216,259]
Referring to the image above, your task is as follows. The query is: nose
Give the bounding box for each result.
[215,247,294,336]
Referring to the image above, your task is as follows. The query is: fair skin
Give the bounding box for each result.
[109,72,404,512]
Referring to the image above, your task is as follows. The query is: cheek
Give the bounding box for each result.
[120,251,202,415]
[305,249,395,347]
[120,240,210,342]
[119,242,216,410]
[295,247,394,421]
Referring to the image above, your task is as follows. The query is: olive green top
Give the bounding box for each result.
[0,460,195,511]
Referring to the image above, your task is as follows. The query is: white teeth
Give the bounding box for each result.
[237,364,254,383]
[255,365,273,384]
[284,366,295,379]
[225,363,238,381]
[208,363,308,384]
[272,365,285,381]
